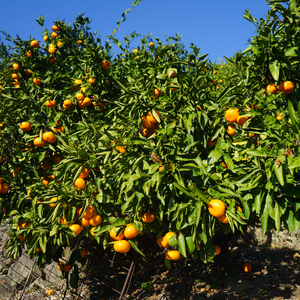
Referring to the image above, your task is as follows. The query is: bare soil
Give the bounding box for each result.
[83,226,300,300]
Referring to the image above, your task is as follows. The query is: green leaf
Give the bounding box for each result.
[186,236,196,253]
[128,240,145,256]
[285,47,298,57]
[178,233,187,258]
[273,161,285,186]
[269,60,280,81]
[207,150,222,164]
[165,257,171,270]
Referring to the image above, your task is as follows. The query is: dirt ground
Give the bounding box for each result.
[83,226,300,300]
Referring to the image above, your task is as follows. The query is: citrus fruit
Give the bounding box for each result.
[124,224,139,239]
[110,228,124,240]
[166,250,181,260]
[208,199,226,218]
[114,240,131,253]
[225,108,239,123]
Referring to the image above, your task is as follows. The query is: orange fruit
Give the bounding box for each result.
[33,78,41,86]
[69,224,81,235]
[215,245,221,255]
[30,40,39,48]
[164,232,176,243]
[80,249,88,258]
[90,227,97,236]
[74,178,86,190]
[114,240,131,253]
[89,215,102,226]
[124,224,139,239]
[43,132,57,143]
[88,78,96,84]
[276,115,282,121]
[1,183,9,194]
[141,127,156,137]
[153,88,162,98]
[208,199,226,218]
[54,156,61,164]
[48,57,56,64]
[237,115,249,126]
[79,167,89,178]
[217,214,228,224]
[157,236,165,247]
[26,51,32,58]
[48,47,56,54]
[237,206,243,213]
[35,246,42,253]
[79,206,95,219]
[243,262,252,272]
[147,110,160,123]
[149,42,154,46]
[141,116,154,129]
[166,250,181,260]
[47,289,54,295]
[57,262,65,271]
[212,80,217,85]
[227,124,236,137]
[12,73,19,80]
[19,122,31,131]
[63,265,72,272]
[51,32,58,38]
[33,137,46,147]
[110,228,124,240]
[247,133,255,138]
[265,84,277,94]
[77,40,83,46]
[45,100,57,108]
[83,97,92,106]
[13,63,19,70]
[43,35,48,42]
[13,166,21,177]
[102,60,110,69]
[57,41,63,47]
[207,137,216,147]
[76,93,84,101]
[63,99,72,109]
[52,25,59,32]
[278,81,294,94]
[142,212,155,223]
[225,108,239,123]
[81,217,90,227]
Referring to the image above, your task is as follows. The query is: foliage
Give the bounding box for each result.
[0,0,300,294]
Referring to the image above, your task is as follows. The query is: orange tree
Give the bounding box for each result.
[0,0,300,291]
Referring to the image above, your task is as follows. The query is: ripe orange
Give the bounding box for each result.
[147,110,160,123]
[51,32,58,38]
[243,262,252,272]
[63,265,72,272]
[276,115,282,121]
[54,156,61,164]
[141,116,154,129]
[166,250,181,260]
[12,73,19,80]
[63,99,72,109]
[74,178,86,190]
[79,167,89,178]
[33,137,46,147]
[33,78,41,86]
[69,224,81,235]
[43,132,57,143]
[215,245,221,255]
[141,127,156,137]
[124,224,139,239]
[237,206,243,213]
[212,80,217,85]
[153,88,162,98]
[265,84,277,94]
[1,183,9,194]
[26,51,32,58]
[102,60,110,69]
[43,35,48,42]
[110,228,124,240]
[278,81,294,94]
[19,122,31,131]
[52,25,59,32]
[48,47,56,54]
[45,100,57,108]
[30,40,39,48]
[217,214,228,224]
[57,41,63,47]
[0,157,3,163]
[80,249,88,258]
[13,63,19,70]
[149,42,154,46]
[88,78,96,84]
[47,289,54,295]
[208,199,226,218]
[76,93,84,101]
[237,115,248,126]
[77,40,83,46]
[213,70,217,75]
[114,240,131,253]
[48,57,56,64]
[142,212,155,223]
[83,97,92,106]
[79,206,95,218]
[225,108,239,123]
[57,262,65,271]
[164,232,176,243]
[227,125,236,137]
[81,217,90,227]
[116,145,126,153]
[35,246,42,253]
[207,138,216,147]
[89,215,102,226]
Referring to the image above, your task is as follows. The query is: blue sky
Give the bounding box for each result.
[0,0,270,62]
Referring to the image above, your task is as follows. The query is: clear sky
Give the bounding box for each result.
[0,0,270,63]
